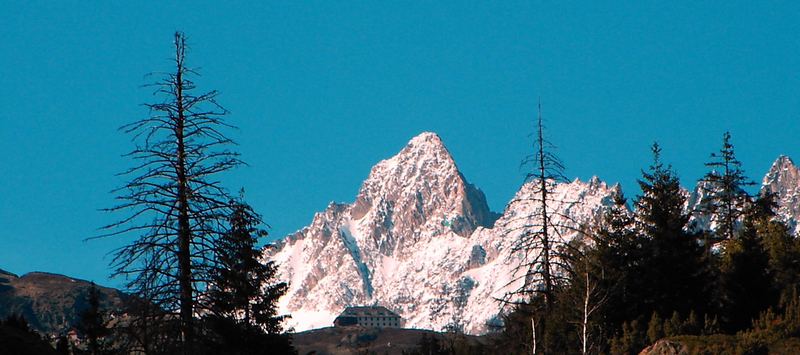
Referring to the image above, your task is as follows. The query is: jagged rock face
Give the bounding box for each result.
[267,132,800,335]
[762,155,800,234]
[348,132,498,255]
[685,180,716,233]
[267,132,619,334]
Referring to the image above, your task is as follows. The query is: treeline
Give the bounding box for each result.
[495,131,800,354]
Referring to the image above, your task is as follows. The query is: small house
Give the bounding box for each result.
[333,305,402,328]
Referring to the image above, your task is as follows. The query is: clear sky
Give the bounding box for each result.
[1,2,799,288]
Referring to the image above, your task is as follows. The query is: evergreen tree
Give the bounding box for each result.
[697,131,753,244]
[78,282,109,355]
[635,144,690,245]
[204,193,293,354]
[634,143,708,319]
[663,311,682,337]
[591,191,643,332]
[646,312,663,344]
[718,203,773,332]
[492,304,538,355]
[702,314,720,335]
[208,194,288,331]
[609,320,645,355]
[683,310,700,335]
[754,193,800,293]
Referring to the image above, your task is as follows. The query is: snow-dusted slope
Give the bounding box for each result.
[762,155,800,234]
[266,132,618,334]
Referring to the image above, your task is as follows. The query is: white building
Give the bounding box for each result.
[333,306,402,328]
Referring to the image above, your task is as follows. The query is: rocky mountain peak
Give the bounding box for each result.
[361,132,457,194]
[762,155,800,234]
[405,131,446,151]
[763,155,798,187]
[351,133,495,253]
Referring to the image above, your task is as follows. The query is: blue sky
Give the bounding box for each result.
[1,2,799,288]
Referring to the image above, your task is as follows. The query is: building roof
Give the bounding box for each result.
[339,305,400,318]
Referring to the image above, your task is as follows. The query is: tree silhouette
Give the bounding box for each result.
[635,143,708,319]
[99,32,242,354]
[206,192,288,333]
[505,101,570,306]
[78,282,109,355]
[499,101,578,354]
[697,131,754,244]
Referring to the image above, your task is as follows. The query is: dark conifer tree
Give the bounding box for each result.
[609,320,645,355]
[203,193,293,354]
[719,193,785,331]
[718,223,772,332]
[78,282,109,355]
[635,143,708,319]
[753,193,800,293]
[697,131,754,244]
[646,312,663,344]
[207,193,288,332]
[591,191,643,332]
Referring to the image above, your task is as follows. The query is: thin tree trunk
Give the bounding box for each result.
[535,102,550,355]
[531,317,537,355]
[537,101,553,309]
[582,271,589,355]
[173,33,193,354]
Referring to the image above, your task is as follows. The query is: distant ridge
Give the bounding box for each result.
[0,268,125,335]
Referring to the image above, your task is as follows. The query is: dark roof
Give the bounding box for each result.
[339,306,400,318]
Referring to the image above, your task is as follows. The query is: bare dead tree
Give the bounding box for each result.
[97,32,242,354]
[501,101,573,306]
[496,101,582,354]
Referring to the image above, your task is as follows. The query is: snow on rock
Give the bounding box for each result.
[762,155,800,235]
[265,132,619,335]
[265,133,800,334]
[685,179,721,233]
[266,132,799,335]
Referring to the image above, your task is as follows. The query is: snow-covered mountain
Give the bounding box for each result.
[761,155,800,234]
[266,132,799,335]
[266,132,618,334]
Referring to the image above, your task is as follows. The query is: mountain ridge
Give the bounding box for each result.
[267,132,621,334]
[0,269,125,335]
[268,132,800,335]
